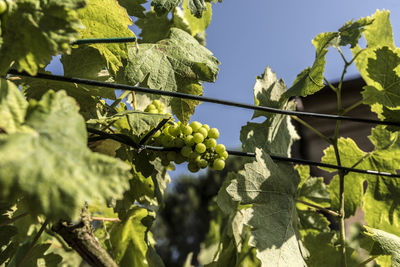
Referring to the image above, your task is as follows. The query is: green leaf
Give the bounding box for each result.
[321,138,366,218]
[88,110,171,138]
[120,27,219,89]
[170,81,202,123]
[321,127,400,232]
[109,207,164,266]
[302,232,359,267]
[296,165,330,208]
[118,0,147,18]
[0,79,28,133]
[151,0,181,15]
[135,10,172,43]
[0,0,85,75]
[362,47,400,108]
[181,0,212,36]
[240,69,298,156]
[362,226,400,266]
[285,17,371,98]
[119,27,219,120]
[0,90,131,220]
[8,243,62,267]
[187,0,207,18]
[72,0,135,75]
[226,149,305,266]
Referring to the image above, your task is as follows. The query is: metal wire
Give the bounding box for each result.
[87,128,400,179]
[71,37,137,45]
[8,70,400,127]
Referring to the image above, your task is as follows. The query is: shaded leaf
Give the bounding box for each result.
[151,0,180,15]
[0,90,131,220]
[118,0,147,18]
[135,10,172,43]
[0,0,85,75]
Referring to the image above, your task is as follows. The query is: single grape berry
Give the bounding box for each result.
[208,128,220,139]
[213,158,225,170]
[173,138,185,148]
[184,135,195,146]
[220,151,229,159]
[195,143,206,153]
[202,124,210,131]
[168,124,180,136]
[204,138,217,149]
[188,161,200,173]
[197,158,208,169]
[153,130,161,138]
[198,127,208,138]
[215,144,226,155]
[174,154,186,164]
[181,124,193,135]
[193,133,204,144]
[190,121,202,132]
[181,146,192,158]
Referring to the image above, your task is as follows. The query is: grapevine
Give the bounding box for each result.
[0,1,400,267]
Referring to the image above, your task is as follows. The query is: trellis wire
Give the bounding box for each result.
[71,37,137,45]
[87,127,400,179]
[8,70,400,128]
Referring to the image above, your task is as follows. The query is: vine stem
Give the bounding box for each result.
[91,217,121,222]
[16,219,49,267]
[296,199,340,217]
[357,256,377,266]
[290,115,331,144]
[0,212,29,227]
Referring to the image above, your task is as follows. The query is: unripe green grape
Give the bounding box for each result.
[215,144,226,155]
[202,124,210,131]
[197,158,208,169]
[193,133,204,144]
[174,154,186,164]
[153,100,163,109]
[188,161,200,173]
[173,138,185,148]
[189,151,200,159]
[161,135,174,147]
[184,135,195,146]
[208,128,220,139]
[180,124,193,135]
[220,151,229,159]
[167,151,177,161]
[213,158,225,170]
[190,121,202,132]
[181,146,192,157]
[168,124,180,136]
[195,143,206,153]
[162,127,170,135]
[204,138,217,149]
[148,109,158,114]
[198,127,208,138]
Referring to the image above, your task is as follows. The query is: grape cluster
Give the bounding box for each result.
[143,100,228,172]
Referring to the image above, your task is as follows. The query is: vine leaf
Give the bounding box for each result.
[0,88,131,220]
[321,138,365,218]
[361,226,400,266]
[170,81,202,124]
[284,17,372,98]
[241,67,299,155]
[0,79,28,133]
[226,149,305,267]
[187,0,207,18]
[295,165,331,233]
[109,207,164,266]
[151,0,181,16]
[118,0,147,18]
[119,27,219,122]
[7,243,62,267]
[321,127,400,234]
[135,11,171,43]
[0,0,85,75]
[181,0,212,36]
[65,0,135,76]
